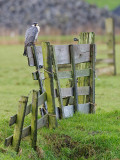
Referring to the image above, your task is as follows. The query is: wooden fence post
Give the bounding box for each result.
[90,44,96,113]
[31,90,38,150]
[78,32,95,106]
[69,45,78,112]
[42,42,57,129]
[31,45,47,114]
[52,46,64,118]
[12,96,28,152]
[105,18,116,75]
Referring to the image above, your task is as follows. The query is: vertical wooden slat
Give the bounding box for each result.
[31,45,47,115]
[70,45,78,112]
[105,18,116,75]
[31,90,38,150]
[58,66,72,107]
[112,19,116,76]
[78,32,95,105]
[12,96,28,152]
[77,32,85,104]
[84,32,95,103]
[52,45,64,118]
[90,44,95,113]
[42,42,57,129]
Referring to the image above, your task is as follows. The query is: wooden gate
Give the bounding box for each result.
[5,38,96,152]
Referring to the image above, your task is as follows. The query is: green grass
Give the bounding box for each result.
[0,38,120,159]
[85,0,120,10]
[1,35,120,45]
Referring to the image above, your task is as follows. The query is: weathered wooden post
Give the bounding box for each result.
[31,90,38,150]
[12,96,28,152]
[105,18,116,75]
[90,44,96,113]
[77,32,95,109]
[52,46,64,118]
[69,45,79,112]
[31,45,47,115]
[42,42,57,129]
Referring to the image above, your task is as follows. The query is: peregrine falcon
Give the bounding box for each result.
[23,22,40,56]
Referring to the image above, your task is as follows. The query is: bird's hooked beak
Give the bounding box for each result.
[33,22,38,26]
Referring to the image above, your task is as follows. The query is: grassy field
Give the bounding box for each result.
[85,0,120,10]
[0,37,120,159]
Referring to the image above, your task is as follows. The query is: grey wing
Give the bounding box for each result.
[25,26,38,45]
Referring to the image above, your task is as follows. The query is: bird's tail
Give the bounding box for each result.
[23,46,27,56]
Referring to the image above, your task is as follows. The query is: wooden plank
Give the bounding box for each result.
[58,64,71,71]
[5,115,48,147]
[62,105,74,118]
[98,50,113,54]
[105,18,116,75]
[72,44,90,64]
[78,103,90,114]
[31,90,38,150]
[9,104,32,126]
[76,69,90,77]
[90,44,95,113]
[37,114,48,129]
[12,96,28,152]
[25,104,32,116]
[96,66,114,76]
[77,32,95,107]
[105,18,113,34]
[58,71,72,79]
[52,45,64,119]
[55,107,60,119]
[42,42,57,129]
[96,58,114,64]
[28,57,35,66]
[38,92,47,106]
[61,87,73,98]
[79,32,95,44]
[58,69,90,79]
[63,98,91,112]
[35,46,43,66]
[70,45,78,112]
[27,46,43,66]
[5,126,31,147]
[21,125,31,138]
[61,86,90,98]
[9,104,31,126]
[77,32,89,105]
[84,33,95,105]
[58,65,72,108]
[54,44,90,65]
[9,93,47,126]
[112,19,116,75]
[27,47,33,58]
[5,135,13,147]
[77,86,90,96]
[54,45,70,64]
[31,45,47,115]
[9,114,17,126]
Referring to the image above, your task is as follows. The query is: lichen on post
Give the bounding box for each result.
[78,32,95,105]
[12,96,28,152]
[42,42,57,129]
